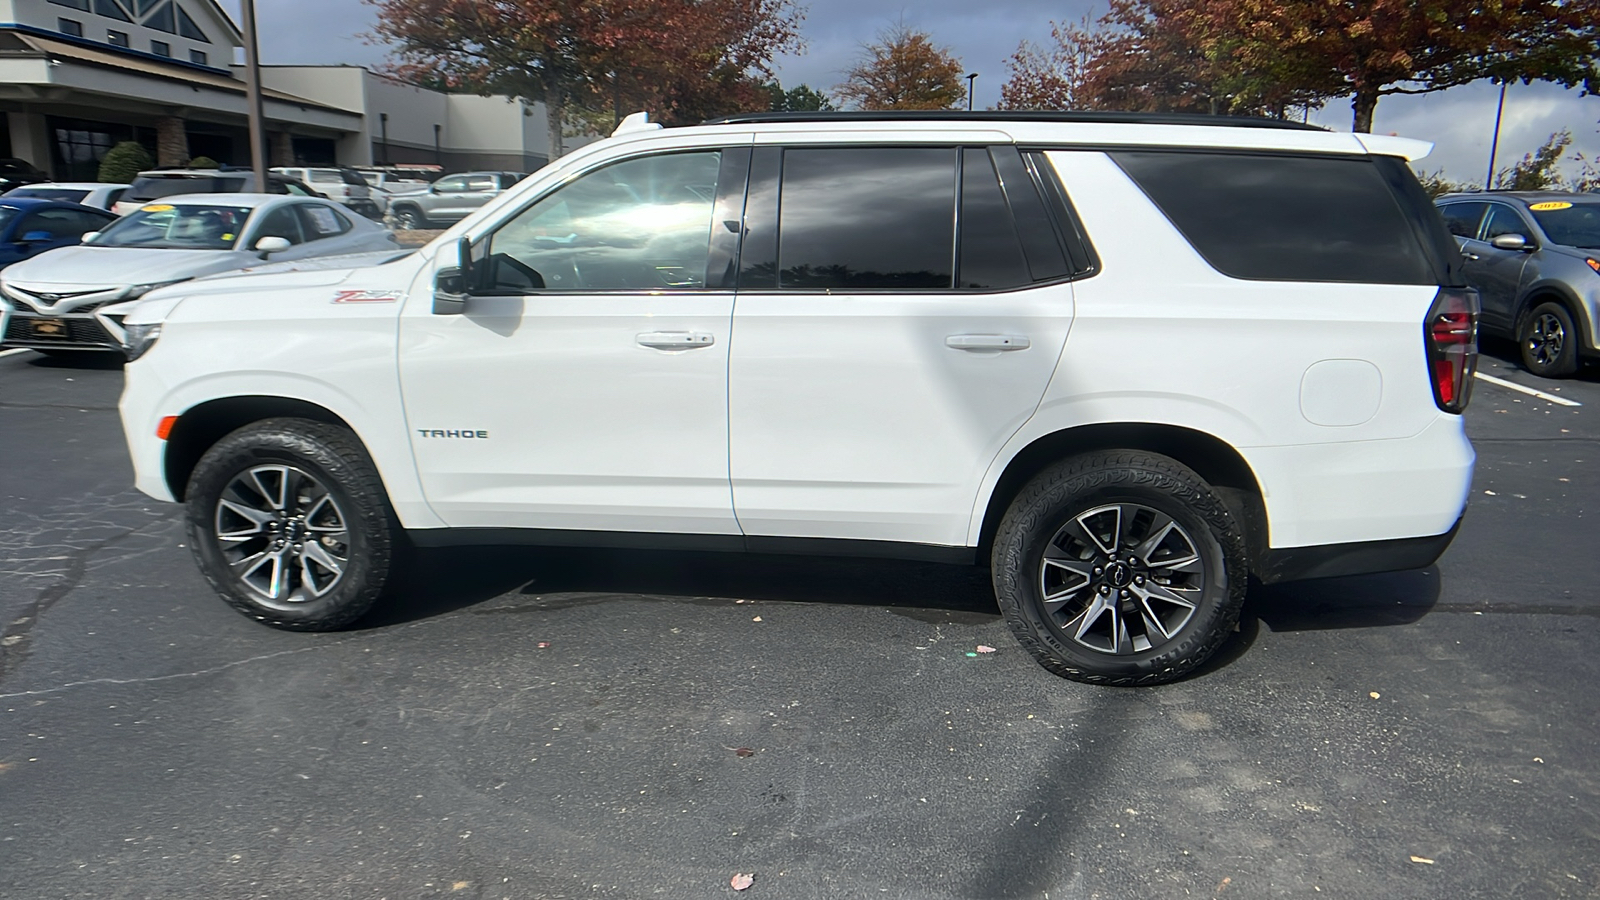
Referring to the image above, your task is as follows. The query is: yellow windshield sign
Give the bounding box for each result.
[1530,201,1572,211]
[141,203,175,212]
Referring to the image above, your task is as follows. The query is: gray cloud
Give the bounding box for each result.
[225,0,1600,184]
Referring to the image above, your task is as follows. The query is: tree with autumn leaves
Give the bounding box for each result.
[367,0,804,161]
[1001,0,1600,132]
[834,26,967,111]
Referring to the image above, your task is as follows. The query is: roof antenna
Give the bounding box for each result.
[612,111,662,137]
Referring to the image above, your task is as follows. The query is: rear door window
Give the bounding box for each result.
[1110,151,1436,285]
[958,148,1031,289]
[774,147,956,290]
[1438,202,1488,240]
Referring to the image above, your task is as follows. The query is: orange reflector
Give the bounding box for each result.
[155,415,178,440]
[1587,258,1600,273]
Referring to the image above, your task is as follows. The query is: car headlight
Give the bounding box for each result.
[126,278,190,300]
[122,322,162,361]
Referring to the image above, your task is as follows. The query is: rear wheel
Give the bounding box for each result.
[991,451,1247,685]
[185,418,399,631]
[1519,301,1582,379]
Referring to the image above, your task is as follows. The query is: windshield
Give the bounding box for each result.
[6,187,89,203]
[1528,200,1600,249]
[92,203,251,250]
[127,175,245,202]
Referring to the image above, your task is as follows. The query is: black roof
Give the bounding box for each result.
[700,110,1327,131]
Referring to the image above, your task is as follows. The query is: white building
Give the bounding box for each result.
[0,0,554,180]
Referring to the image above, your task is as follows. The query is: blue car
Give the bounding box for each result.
[0,197,117,270]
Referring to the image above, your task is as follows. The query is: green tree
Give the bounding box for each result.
[834,25,966,110]
[1414,168,1475,199]
[186,156,220,169]
[1497,131,1573,191]
[766,82,833,112]
[97,141,153,183]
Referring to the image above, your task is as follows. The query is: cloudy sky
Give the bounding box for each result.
[218,0,1600,185]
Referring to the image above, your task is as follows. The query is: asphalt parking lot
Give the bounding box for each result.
[1,343,1597,900]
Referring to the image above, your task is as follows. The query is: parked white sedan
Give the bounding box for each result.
[0,194,399,354]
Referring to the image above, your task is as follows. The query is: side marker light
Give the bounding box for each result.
[156,416,178,440]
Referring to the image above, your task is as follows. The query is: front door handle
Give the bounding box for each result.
[946,334,1030,351]
[1463,251,1481,261]
[637,331,715,350]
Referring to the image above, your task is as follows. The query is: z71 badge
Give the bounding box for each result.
[332,290,402,304]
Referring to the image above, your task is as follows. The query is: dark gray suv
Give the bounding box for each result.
[1437,191,1600,378]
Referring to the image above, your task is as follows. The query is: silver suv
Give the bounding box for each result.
[386,171,523,229]
[1437,191,1600,378]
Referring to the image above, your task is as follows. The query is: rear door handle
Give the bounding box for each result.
[637,331,715,350]
[946,334,1030,351]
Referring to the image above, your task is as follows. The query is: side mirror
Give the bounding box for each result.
[20,230,52,243]
[254,235,291,258]
[1490,233,1531,251]
[432,236,474,315]
[80,231,100,244]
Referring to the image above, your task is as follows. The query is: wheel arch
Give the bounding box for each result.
[163,396,354,501]
[975,422,1268,569]
[1516,281,1595,353]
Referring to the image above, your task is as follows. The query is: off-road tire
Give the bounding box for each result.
[991,451,1247,686]
[185,417,399,631]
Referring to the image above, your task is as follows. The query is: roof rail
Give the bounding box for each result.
[700,110,1328,131]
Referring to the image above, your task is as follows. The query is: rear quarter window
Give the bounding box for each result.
[1110,151,1438,285]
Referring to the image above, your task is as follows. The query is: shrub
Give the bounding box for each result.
[97,141,153,183]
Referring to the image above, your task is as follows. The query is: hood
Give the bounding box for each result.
[3,245,250,288]
[225,249,412,279]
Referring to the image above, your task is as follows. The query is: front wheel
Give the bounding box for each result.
[391,206,427,230]
[185,418,399,631]
[1520,301,1582,379]
[991,451,1247,686]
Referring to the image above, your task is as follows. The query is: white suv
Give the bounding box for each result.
[115,111,1478,685]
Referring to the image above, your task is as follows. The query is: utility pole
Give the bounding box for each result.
[240,0,267,186]
[965,73,977,111]
[1485,80,1507,191]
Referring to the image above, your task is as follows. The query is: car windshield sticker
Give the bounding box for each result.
[332,290,401,303]
[221,233,234,241]
[142,204,175,212]
[1530,201,1573,211]
[305,206,342,234]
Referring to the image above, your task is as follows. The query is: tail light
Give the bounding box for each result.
[1425,287,1479,413]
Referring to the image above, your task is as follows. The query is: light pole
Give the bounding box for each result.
[1485,80,1508,190]
[240,0,266,185]
[965,73,978,111]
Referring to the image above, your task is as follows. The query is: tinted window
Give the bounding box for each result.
[433,175,469,193]
[128,176,238,201]
[252,206,304,245]
[480,150,721,292]
[1111,151,1436,285]
[280,181,314,196]
[777,147,955,290]
[958,148,1031,289]
[16,209,93,239]
[1438,202,1487,239]
[1483,204,1531,241]
[466,174,497,192]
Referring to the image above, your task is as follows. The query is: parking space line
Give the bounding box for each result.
[1474,371,1583,407]
[0,348,33,361]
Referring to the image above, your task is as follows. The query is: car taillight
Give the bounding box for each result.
[1425,287,1479,414]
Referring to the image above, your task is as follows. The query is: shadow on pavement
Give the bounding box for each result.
[362,544,1001,629]
[1247,567,1442,631]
